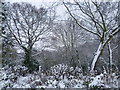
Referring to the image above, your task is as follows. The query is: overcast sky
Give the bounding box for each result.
[5,0,61,7]
[5,0,118,20]
[5,0,120,3]
[5,0,69,20]
[6,0,59,3]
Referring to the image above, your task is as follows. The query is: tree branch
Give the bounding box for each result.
[63,2,101,38]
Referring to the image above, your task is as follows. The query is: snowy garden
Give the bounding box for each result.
[0,0,120,89]
[0,64,119,89]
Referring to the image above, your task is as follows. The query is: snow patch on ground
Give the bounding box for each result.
[0,65,119,89]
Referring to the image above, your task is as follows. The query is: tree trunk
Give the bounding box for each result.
[23,47,39,72]
[108,42,112,74]
[91,42,102,71]
[90,36,114,72]
[23,49,32,71]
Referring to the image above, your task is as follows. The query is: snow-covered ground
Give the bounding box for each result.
[0,64,119,89]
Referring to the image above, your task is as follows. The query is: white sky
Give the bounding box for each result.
[5,0,68,20]
[6,0,59,3]
[5,0,60,7]
[5,0,119,3]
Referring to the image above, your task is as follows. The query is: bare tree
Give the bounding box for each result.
[6,2,50,72]
[53,18,87,68]
[107,40,119,74]
[63,1,120,71]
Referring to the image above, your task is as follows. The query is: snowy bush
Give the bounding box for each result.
[0,67,13,89]
[0,64,119,89]
[49,64,83,80]
[89,73,118,88]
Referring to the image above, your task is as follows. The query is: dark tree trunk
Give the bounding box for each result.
[23,49,32,72]
[23,48,38,73]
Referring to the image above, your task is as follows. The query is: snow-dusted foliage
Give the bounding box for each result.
[0,64,119,89]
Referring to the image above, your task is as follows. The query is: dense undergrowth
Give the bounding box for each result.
[0,64,119,89]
